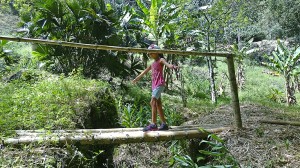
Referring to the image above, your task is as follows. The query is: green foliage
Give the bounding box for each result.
[131,0,184,43]
[117,85,184,128]
[0,40,20,75]
[267,88,284,103]
[164,105,184,126]
[231,38,253,63]
[117,98,183,128]
[267,0,300,37]
[184,66,210,99]
[264,40,300,77]
[198,133,239,167]
[0,71,114,136]
[118,99,150,128]
[19,0,139,78]
[263,40,300,105]
[172,133,239,168]
[174,154,200,168]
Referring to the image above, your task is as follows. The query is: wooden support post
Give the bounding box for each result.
[227,55,243,129]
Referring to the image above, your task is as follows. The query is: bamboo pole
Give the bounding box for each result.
[14,127,204,136]
[227,56,242,129]
[3,127,231,145]
[0,36,233,57]
[260,120,300,126]
[14,125,212,134]
[14,125,227,137]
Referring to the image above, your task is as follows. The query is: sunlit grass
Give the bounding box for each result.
[182,58,300,114]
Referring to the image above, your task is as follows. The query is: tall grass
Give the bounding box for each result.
[0,72,111,136]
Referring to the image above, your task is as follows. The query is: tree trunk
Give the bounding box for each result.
[208,56,217,104]
[207,30,217,104]
[236,31,245,90]
[180,69,187,107]
[142,53,148,68]
[237,62,245,89]
[295,75,300,92]
[164,54,173,91]
[285,75,296,106]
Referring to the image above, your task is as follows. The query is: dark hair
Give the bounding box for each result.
[158,53,164,59]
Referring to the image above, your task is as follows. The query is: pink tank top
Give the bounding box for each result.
[151,59,165,90]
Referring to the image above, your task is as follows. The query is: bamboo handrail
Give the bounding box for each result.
[0,36,233,57]
[3,126,231,145]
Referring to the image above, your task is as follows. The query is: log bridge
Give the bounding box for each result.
[2,126,231,145]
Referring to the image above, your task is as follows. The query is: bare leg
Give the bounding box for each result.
[150,97,158,124]
[157,98,166,123]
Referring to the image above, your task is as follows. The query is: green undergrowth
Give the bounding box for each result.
[240,65,300,110]
[0,13,19,36]
[117,85,185,128]
[0,70,113,137]
[214,59,300,110]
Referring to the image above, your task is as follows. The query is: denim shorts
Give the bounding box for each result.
[152,86,165,99]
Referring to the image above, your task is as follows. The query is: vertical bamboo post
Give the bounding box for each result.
[227,55,243,129]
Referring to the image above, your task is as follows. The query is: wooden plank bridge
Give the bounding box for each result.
[2,125,231,145]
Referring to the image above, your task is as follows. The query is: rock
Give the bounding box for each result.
[248,40,290,63]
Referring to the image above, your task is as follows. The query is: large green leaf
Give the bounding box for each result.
[271,52,284,71]
[277,39,285,56]
[136,0,149,15]
[0,40,10,47]
[291,47,300,67]
[65,0,81,22]
[150,0,158,33]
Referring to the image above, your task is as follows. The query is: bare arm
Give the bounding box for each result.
[160,58,179,69]
[132,65,151,84]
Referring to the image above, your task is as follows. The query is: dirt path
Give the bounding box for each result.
[193,104,300,167]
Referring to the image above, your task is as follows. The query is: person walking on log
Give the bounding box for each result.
[132,44,179,131]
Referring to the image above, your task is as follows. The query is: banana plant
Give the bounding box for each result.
[132,0,182,43]
[264,40,300,106]
[120,0,182,69]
